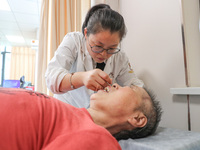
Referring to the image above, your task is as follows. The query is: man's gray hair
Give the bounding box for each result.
[114,86,162,141]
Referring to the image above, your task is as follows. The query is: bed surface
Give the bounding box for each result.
[119,127,200,150]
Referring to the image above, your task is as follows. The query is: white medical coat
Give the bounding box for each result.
[45,32,144,108]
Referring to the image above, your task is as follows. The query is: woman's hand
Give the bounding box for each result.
[82,69,112,91]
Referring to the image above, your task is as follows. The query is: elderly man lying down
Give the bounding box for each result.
[0,84,162,150]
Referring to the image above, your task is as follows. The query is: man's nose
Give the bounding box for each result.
[112,83,119,89]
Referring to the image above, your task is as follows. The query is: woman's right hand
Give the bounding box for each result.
[82,69,112,91]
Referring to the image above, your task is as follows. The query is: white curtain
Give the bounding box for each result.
[10,47,36,84]
[36,0,90,94]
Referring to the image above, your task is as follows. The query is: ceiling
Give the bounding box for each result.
[0,0,41,47]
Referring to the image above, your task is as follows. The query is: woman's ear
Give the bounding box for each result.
[84,28,87,38]
[128,113,147,128]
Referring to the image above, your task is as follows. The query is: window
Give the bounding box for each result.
[0,0,41,89]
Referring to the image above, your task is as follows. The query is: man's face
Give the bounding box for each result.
[89,84,149,119]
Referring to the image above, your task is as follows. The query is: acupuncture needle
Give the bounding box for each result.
[107,82,112,87]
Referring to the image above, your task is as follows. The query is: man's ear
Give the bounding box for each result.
[128,113,147,128]
[84,28,87,38]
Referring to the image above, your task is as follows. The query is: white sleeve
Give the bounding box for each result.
[115,52,144,87]
[45,33,79,93]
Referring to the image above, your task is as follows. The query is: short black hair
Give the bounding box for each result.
[114,86,162,141]
[82,4,127,41]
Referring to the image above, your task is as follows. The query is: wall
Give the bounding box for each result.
[181,0,200,87]
[91,0,119,11]
[120,0,200,132]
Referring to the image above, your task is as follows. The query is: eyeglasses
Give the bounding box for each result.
[88,43,120,54]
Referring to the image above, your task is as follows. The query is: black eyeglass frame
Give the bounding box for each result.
[88,43,120,54]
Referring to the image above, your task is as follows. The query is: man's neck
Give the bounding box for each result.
[87,108,127,135]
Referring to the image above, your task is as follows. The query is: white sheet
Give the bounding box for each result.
[119,127,200,150]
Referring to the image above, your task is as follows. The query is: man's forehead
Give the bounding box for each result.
[130,85,149,99]
[130,85,142,92]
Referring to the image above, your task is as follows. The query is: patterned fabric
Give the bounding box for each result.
[119,127,200,150]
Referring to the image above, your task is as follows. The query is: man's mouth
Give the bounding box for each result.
[104,87,110,93]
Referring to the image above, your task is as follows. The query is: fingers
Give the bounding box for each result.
[86,82,104,91]
[95,69,112,89]
[97,69,112,85]
[94,76,109,90]
[83,69,112,91]
[90,84,101,91]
